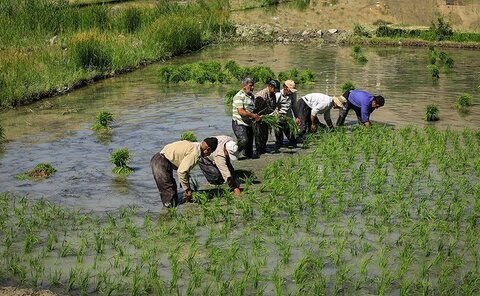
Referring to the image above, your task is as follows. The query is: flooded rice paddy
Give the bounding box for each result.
[0,43,480,295]
[0,43,478,212]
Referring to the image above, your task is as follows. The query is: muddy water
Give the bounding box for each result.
[0,43,479,212]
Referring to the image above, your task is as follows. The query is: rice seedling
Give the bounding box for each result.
[427,64,440,79]
[340,81,356,93]
[351,45,368,63]
[180,131,198,142]
[110,147,134,175]
[456,93,473,110]
[260,114,280,132]
[15,163,57,181]
[424,104,440,121]
[92,111,114,131]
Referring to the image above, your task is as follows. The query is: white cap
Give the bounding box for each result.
[225,141,239,161]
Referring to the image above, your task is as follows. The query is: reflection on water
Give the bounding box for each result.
[0,43,479,212]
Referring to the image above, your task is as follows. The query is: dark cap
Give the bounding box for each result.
[268,79,280,92]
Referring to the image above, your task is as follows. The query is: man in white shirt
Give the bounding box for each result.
[295,93,347,139]
[198,135,241,196]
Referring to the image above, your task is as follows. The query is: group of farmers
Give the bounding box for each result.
[151,78,385,208]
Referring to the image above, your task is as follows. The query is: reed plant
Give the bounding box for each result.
[0,125,5,142]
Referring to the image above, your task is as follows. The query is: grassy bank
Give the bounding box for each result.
[1,125,480,294]
[347,18,480,48]
[0,0,231,109]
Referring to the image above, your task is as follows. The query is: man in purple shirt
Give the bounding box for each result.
[336,89,385,127]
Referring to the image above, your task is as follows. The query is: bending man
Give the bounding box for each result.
[296,93,347,138]
[199,135,241,196]
[151,137,218,208]
[336,89,385,127]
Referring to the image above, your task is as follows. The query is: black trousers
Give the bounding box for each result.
[199,157,238,189]
[336,100,362,126]
[150,152,178,208]
[274,118,296,148]
[253,121,269,154]
[232,120,254,158]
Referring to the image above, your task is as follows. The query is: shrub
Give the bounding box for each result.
[424,105,440,121]
[181,131,198,142]
[340,81,356,93]
[111,148,133,175]
[16,163,57,180]
[456,93,473,110]
[430,16,453,41]
[69,31,112,71]
[92,111,114,131]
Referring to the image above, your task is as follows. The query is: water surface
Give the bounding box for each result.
[1,43,479,212]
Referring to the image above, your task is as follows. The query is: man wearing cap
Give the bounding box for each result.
[232,77,261,159]
[272,79,298,150]
[336,89,385,127]
[150,137,218,208]
[198,135,241,196]
[295,93,347,138]
[253,79,280,155]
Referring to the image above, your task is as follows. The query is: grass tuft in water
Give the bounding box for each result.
[340,81,356,93]
[92,111,114,131]
[456,93,473,110]
[111,148,133,175]
[181,131,198,142]
[16,163,57,181]
[424,104,440,121]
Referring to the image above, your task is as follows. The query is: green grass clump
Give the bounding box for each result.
[92,111,114,131]
[353,23,370,37]
[181,131,198,142]
[424,104,440,121]
[456,93,473,110]
[340,81,356,93]
[69,31,113,71]
[159,61,314,86]
[16,163,57,180]
[281,115,299,138]
[120,7,143,33]
[111,148,133,175]
[278,68,315,84]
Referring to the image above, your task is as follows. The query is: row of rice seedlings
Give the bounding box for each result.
[351,45,368,63]
[427,46,454,80]
[180,131,198,142]
[158,60,315,86]
[1,125,480,294]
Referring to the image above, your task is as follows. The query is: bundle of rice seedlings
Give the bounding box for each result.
[261,114,280,132]
[280,115,299,138]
